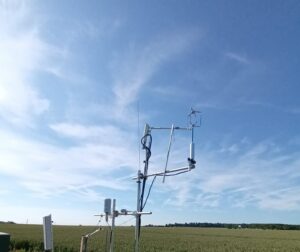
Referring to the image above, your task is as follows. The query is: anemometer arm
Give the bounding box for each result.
[139,165,196,179]
[138,122,197,181]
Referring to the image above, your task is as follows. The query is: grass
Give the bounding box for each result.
[1,224,300,251]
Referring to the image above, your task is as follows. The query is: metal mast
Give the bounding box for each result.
[134,109,200,252]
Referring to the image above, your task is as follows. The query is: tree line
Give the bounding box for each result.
[164,222,300,230]
[0,221,16,224]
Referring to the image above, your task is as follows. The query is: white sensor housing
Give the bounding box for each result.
[189,143,195,161]
[104,198,112,215]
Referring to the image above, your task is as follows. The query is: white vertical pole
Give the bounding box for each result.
[110,199,116,252]
[43,215,53,252]
[80,236,88,252]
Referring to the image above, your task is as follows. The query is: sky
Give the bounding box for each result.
[0,0,300,227]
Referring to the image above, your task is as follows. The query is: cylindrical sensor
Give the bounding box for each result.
[189,142,195,160]
[104,198,112,215]
[143,124,150,136]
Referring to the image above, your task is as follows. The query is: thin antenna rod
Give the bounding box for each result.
[138,102,141,170]
[135,170,141,252]
[135,102,141,252]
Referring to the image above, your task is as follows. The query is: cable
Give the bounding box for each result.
[118,216,136,226]
[140,133,152,210]
[142,175,156,210]
[138,132,153,238]
[143,170,188,210]
[141,133,152,167]
[96,216,102,227]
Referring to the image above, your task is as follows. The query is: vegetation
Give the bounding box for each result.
[0,221,16,224]
[1,223,300,251]
[166,222,300,230]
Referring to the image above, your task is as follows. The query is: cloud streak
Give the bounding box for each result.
[49,123,133,144]
[0,127,136,198]
[225,52,250,64]
[110,30,199,121]
[161,138,300,211]
[0,1,65,126]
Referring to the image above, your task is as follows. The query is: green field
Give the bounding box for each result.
[1,224,300,252]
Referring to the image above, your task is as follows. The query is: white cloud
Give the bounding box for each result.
[160,139,300,211]
[150,85,191,101]
[0,204,100,225]
[241,100,300,116]
[110,31,200,121]
[225,52,249,64]
[49,123,132,144]
[0,127,136,198]
[0,1,62,126]
[257,187,300,210]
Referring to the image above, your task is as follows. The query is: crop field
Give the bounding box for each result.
[1,223,300,252]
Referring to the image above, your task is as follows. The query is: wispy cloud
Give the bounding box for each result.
[0,204,100,225]
[150,85,191,101]
[0,1,142,201]
[225,52,250,64]
[240,99,300,115]
[110,30,200,121]
[161,138,300,211]
[0,1,62,126]
[0,127,136,198]
[49,123,133,144]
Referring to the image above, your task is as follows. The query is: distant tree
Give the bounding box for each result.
[165,222,300,230]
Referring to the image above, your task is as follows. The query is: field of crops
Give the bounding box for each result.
[1,223,300,252]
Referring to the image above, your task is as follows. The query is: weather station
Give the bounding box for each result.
[62,108,201,252]
[133,108,201,252]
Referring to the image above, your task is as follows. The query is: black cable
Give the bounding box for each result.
[138,132,152,238]
[142,175,157,210]
[140,133,152,209]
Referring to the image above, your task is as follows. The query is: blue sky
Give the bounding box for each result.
[1,0,300,226]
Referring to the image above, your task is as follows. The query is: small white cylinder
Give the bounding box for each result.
[143,124,150,136]
[190,143,195,160]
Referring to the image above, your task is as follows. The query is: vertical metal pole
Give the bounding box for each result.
[110,199,116,252]
[80,236,88,252]
[135,170,141,252]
